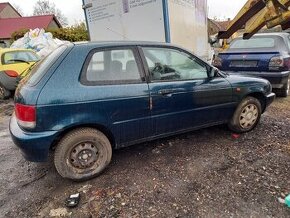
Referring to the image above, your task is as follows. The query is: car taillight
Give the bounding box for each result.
[283,57,290,70]
[5,70,18,77]
[268,55,290,70]
[15,103,36,129]
[212,56,222,67]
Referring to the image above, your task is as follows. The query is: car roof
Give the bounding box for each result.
[236,32,290,40]
[254,32,289,36]
[73,41,173,48]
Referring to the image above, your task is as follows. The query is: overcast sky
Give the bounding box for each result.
[1,0,248,25]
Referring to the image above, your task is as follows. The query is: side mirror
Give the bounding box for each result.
[209,67,219,78]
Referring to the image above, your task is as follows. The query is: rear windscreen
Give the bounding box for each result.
[3,51,39,64]
[23,45,68,86]
[229,37,276,49]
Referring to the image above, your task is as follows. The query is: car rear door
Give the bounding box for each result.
[139,46,234,136]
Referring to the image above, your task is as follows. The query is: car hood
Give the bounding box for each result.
[224,73,270,88]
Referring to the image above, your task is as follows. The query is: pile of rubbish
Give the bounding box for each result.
[11,28,65,58]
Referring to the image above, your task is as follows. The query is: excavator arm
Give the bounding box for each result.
[218,0,290,39]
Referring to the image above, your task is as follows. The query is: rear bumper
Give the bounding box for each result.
[227,71,289,89]
[9,114,58,162]
[0,72,17,91]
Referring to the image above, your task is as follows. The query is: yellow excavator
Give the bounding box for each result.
[218,0,290,41]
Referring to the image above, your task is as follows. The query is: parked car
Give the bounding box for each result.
[0,48,40,99]
[10,42,275,181]
[213,33,290,97]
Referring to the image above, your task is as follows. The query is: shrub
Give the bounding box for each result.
[10,22,89,43]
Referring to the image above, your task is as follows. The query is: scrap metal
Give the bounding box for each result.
[218,0,290,39]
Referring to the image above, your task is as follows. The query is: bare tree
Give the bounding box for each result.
[12,4,23,16]
[33,0,68,26]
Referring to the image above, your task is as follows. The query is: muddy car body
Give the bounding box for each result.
[10,42,275,181]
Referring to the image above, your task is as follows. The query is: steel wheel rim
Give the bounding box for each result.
[69,141,100,171]
[239,104,259,129]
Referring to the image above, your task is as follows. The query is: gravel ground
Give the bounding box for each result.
[0,96,289,218]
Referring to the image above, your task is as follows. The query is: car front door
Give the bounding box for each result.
[140,46,234,136]
[82,47,151,147]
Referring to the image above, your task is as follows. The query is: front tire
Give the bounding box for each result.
[54,128,112,181]
[228,97,262,133]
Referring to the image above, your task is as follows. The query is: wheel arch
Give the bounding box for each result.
[246,92,267,113]
[50,123,116,151]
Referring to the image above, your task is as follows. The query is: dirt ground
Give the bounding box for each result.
[0,96,289,218]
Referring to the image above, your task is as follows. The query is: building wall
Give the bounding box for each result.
[208,19,220,36]
[0,5,21,19]
[48,20,60,29]
[168,0,208,58]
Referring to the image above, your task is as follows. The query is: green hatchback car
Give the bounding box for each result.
[10,42,275,181]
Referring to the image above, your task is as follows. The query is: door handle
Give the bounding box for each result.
[158,89,174,96]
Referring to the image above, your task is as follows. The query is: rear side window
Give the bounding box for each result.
[230,37,276,49]
[24,45,68,86]
[2,51,39,65]
[83,48,142,85]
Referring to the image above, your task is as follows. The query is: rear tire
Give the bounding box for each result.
[54,128,112,181]
[228,97,262,133]
[0,84,11,100]
[275,77,289,98]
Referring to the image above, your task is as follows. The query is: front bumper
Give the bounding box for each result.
[9,114,58,162]
[227,71,289,89]
[265,92,276,108]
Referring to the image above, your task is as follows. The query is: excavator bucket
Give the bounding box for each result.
[218,0,290,40]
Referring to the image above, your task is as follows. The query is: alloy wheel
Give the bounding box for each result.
[239,104,259,129]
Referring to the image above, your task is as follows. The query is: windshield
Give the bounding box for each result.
[22,45,68,86]
[230,37,276,49]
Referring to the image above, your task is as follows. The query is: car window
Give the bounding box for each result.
[143,47,208,81]
[230,37,275,49]
[85,49,141,84]
[2,51,39,64]
[24,45,68,86]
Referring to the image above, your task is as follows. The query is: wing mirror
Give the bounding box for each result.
[209,67,219,78]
